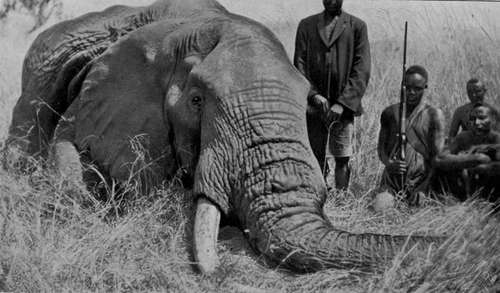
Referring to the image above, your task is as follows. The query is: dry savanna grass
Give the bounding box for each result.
[1,0,500,292]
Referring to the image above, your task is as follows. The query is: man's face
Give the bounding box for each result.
[323,0,343,13]
[467,81,486,104]
[405,73,427,107]
[470,106,492,136]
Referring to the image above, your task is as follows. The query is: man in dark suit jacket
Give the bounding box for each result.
[293,0,371,190]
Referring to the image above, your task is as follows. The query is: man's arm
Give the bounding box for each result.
[435,133,492,170]
[336,20,371,113]
[429,108,446,162]
[466,133,500,174]
[448,108,461,138]
[429,108,485,170]
[493,107,500,131]
[378,107,407,176]
[293,20,320,102]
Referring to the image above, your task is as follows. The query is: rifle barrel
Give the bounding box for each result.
[398,21,408,191]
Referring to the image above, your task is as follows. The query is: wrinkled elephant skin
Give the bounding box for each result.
[6,0,443,274]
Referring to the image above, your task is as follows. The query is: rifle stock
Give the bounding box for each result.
[397,21,408,191]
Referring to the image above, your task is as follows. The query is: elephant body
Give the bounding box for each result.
[6,0,443,273]
[8,0,225,157]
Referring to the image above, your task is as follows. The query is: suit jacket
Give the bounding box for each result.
[293,11,371,116]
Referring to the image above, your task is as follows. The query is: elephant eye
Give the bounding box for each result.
[191,95,203,107]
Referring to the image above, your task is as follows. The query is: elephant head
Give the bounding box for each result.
[8,0,443,274]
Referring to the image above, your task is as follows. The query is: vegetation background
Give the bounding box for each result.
[0,0,499,292]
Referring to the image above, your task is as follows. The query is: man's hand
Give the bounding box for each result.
[470,144,499,160]
[311,94,330,114]
[472,153,492,165]
[386,159,407,176]
[326,103,344,125]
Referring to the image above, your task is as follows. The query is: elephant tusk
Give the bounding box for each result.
[193,197,221,274]
[51,140,85,185]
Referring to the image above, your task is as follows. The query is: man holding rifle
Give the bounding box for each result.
[293,0,371,190]
[377,65,446,204]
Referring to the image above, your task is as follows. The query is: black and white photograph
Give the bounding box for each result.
[0,0,499,291]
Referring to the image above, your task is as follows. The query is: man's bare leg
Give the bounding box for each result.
[334,156,350,190]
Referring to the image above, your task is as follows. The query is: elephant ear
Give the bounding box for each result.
[74,27,176,185]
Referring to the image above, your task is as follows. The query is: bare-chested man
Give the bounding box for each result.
[377,65,445,204]
[449,78,499,138]
[436,103,500,201]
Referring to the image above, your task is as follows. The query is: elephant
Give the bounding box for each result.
[5,0,444,274]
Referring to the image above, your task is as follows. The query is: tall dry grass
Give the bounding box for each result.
[1,0,499,292]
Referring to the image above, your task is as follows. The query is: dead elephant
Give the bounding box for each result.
[5,0,443,274]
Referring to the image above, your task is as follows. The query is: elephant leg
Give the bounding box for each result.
[2,122,35,172]
[1,141,30,172]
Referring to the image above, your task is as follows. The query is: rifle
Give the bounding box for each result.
[322,50,334,177]
[397,22,408,191]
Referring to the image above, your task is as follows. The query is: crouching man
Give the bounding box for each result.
[377,65,446,205]
[449,78,499,139]
[436,103,500,202]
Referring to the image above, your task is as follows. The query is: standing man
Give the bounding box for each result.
[293,0,371,190]
[449,78,499,138]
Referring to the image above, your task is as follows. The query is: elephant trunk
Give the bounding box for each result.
[247,193,443,272]
[234,142,443,272]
